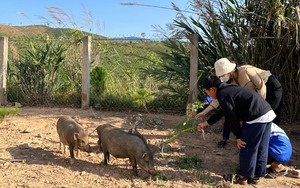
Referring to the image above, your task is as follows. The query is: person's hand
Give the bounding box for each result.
[195,112,205,120]
[236,139,246,149]
[198,121,209,130]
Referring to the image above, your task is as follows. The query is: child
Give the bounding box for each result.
[266,123,292,178]
[198,75,276,185]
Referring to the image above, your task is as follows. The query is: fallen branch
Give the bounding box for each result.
[185,144,207,148]
[0,158,26,163]
[90,106,96,118]
[9,158,26,163]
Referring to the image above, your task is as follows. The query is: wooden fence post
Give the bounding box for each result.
[186,33,199,117]
[81,36,91,109]
[0,37,8,106]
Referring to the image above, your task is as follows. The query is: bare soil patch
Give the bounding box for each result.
[0,107,299,188]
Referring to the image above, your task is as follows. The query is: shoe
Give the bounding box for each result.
[235,176,248,185]
[223,174,233,182]
[217,140,227,148]
[286,169,300,178]
[248,177,260,184]
[266,167,273,174]
[265,169,288,179]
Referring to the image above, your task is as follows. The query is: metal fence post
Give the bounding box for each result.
[82,36,91,109]
[0,37,8,106]
[186,33,199,117]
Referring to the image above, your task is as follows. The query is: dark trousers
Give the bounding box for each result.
[223,120,230,140]
[265,75,283,125]
[238,122,272,178]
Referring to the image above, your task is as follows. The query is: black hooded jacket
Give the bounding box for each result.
[207,83,272,138]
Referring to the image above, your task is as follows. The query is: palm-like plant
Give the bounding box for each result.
[171,0,300,121]
[9,35,66,104]
[141,39,192,103]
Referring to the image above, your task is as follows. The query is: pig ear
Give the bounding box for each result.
[142,153,147,158]
[74,133,79,140]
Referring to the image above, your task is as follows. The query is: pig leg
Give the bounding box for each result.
[129,157,138,176]
[59,142,66,154]
[75,139,79,158]
[97,139,103,152]
[69,145,75,165]
[102,145,110,165]
[63,144,66,155]
[76,150,80,158]
[103,151,110,165]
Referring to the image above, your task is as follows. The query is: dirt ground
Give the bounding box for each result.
[0,107,299,188]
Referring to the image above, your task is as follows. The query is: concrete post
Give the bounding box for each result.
[186,33,199,117]
[81,36,91,109]
[0,37,8,106]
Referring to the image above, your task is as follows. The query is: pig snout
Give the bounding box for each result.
[142,164,156,175]
[83,144,92,153]
[148,169,157,175]
[138,152,156,175]
[77,141,92,153]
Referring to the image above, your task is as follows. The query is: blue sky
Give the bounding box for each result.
[0,0,193,38]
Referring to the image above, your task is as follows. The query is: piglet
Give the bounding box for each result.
[56,116,91,164]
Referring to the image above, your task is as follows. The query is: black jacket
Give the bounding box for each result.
[207,83,272,138]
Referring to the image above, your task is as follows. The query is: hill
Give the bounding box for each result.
[0,24,98,38]
[0,24,47,37]
[0,24,150,41]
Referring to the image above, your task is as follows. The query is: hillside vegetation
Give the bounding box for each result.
[0,24,93,38]
[2,24,187,114]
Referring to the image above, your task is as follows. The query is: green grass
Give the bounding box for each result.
[177,155,202,170]
[0,107,19,123]
[0,107,19,117]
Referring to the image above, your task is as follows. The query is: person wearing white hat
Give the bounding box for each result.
[195,57,283,147]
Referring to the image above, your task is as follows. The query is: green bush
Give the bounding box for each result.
[90,92,135,111]
[52,92,81,106]
[91,65,107,96]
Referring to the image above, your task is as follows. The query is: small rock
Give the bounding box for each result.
[160,159,168,165]
[3,162,11,168]
[31,140,42,145]
[18,143,29,149]
[153,118,163,125]
[216,152,224,156]
[14,102,22,108]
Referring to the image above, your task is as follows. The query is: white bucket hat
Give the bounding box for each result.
[214,58,236,77]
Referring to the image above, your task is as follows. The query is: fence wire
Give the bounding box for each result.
[6,36,187,114]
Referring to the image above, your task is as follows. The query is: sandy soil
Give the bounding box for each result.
[0,107,299,188]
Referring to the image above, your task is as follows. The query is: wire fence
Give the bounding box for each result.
[6,35,189,114]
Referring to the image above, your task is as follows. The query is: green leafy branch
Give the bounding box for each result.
[0,107,19,123]
[190,101,205,112]
[161,116,198,155]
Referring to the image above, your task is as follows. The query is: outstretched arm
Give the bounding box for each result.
[195,100,219,120]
